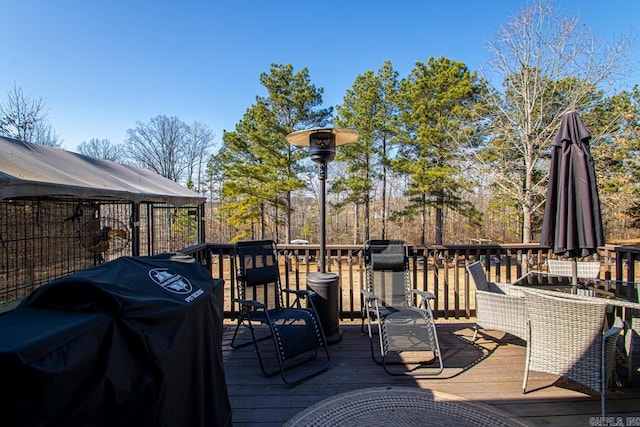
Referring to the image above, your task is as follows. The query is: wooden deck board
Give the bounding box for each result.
[222,322,640,426]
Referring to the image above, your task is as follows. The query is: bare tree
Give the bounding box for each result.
[184,121,215,192]
[125,115,190,182]
[0,84,62,147]
[482,0,633,243]
[77,138,125,162]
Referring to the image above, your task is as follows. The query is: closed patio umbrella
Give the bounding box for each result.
[540,110,605,285]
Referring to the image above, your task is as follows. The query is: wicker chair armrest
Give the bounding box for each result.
[605,325,624,340]
[492,282,526,298]
[476,289,524,305]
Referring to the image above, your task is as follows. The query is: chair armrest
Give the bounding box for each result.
[282,289,316,298]
[492,282,525,297]
[361,289,377,302]
[412,289,435,300]
[604,325,624,374]
[605,325,624,339]
[476,289,523,303]
[233,298,266,309]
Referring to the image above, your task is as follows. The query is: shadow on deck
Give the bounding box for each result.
[222,322,640,426]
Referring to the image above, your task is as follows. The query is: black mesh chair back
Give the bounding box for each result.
[365,239,411,309]
[235,239,283,311]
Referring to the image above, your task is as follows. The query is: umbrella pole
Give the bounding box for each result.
[571,258,579,292]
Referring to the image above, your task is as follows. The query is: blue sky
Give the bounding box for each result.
[2,1,638,151]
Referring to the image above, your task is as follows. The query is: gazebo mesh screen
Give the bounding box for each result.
[0,198,202,304]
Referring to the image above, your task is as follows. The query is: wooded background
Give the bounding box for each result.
[2,1,639,247]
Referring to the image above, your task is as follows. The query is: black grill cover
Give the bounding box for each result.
[0,253,232,427]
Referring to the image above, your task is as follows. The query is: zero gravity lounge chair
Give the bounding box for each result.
[231,240,330,385]
[361,239,443,376]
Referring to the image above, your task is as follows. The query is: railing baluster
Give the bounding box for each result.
[173,242,640,321]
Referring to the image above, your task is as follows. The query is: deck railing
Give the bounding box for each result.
[180,242,638,320]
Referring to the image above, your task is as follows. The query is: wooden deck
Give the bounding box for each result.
[222,322,640,426]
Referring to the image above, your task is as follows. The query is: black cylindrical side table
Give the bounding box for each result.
[307,271,342,344]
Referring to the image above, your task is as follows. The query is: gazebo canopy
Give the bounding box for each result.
[0,137,205,206]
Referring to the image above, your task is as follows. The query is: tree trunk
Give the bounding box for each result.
[364,197,370,243]
[522,199,532,243]
[285,191,291,245]
[522,143,534,243]
[435,196,444,245]
[354,204,360,245]
[260,203,265,240]
[420,195,426,245]
[274,200,279,244]
[381,167,387,241]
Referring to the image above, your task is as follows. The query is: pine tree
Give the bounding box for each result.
[396,56,486,244]
[334,61,401,243]
[219,64,331,242]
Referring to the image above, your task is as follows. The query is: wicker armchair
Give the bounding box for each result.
[466,261,527,342]
[547,259,601,279]
[522,290,622,416]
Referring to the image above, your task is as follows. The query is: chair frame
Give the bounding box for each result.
[361,239,443,376]
[230,239,330,385]
[466,261,527,342]
[521,289,622,416]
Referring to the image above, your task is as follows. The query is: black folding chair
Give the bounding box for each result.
[231,240,330,385]
[361,239,443,376]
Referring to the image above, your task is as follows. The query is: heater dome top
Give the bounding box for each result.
[285,128,359,148]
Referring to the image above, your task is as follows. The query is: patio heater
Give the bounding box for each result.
[286,128,359,344]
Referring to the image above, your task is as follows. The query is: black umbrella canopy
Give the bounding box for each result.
[540,110,605,258]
